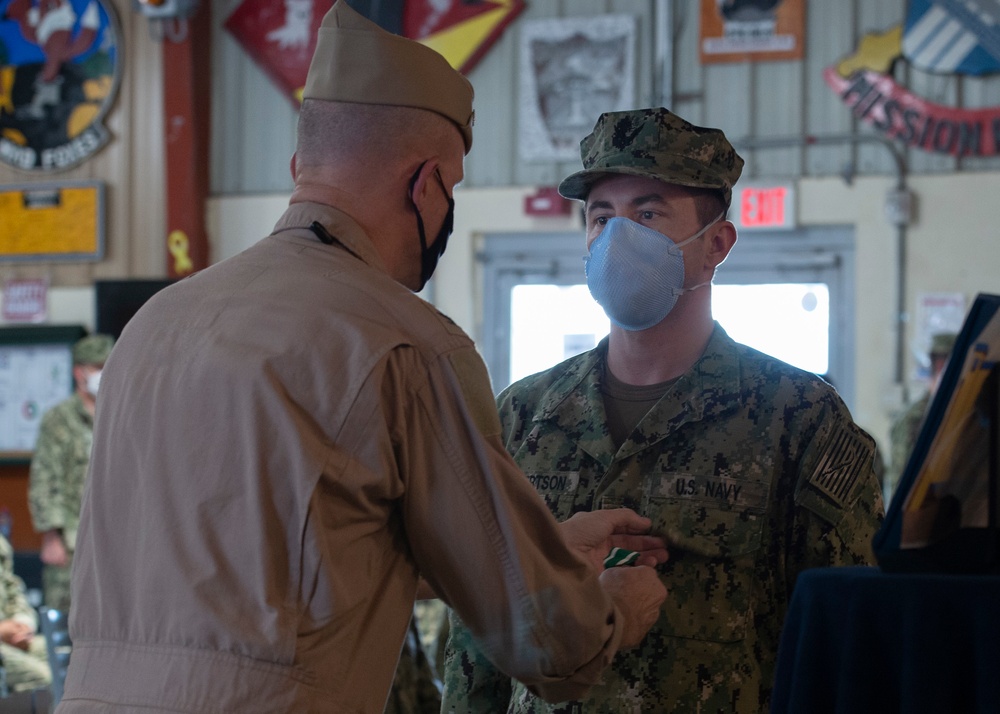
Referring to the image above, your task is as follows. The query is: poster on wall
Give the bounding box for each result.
[0,343,71,452]
[0,325,86,456]
[700,0,805,64]
[224,0,334,106]
[914,291,967,380]
[404,0,525,74]
[0,182,104,261]
[225,0,524,107]
[824,1,1000,157]
[518,14,636,163]
[1,278,48,323]
[0,0,122,171]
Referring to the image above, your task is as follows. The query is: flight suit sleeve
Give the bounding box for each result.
[385,344,623,703]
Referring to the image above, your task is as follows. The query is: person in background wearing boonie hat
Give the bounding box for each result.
[28,332,114,615]
[442,107,885,714]
[54,4,669,713]
[886,331,959,501]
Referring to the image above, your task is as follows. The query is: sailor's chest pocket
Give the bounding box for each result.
[523,471,581,517]
[642,472,768,643]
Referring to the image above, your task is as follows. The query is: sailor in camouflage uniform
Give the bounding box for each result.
[0,533,51,693]
[385,618,443,714]
[442,108,884,713]
[28,333,114,612]
[886,332,957,501]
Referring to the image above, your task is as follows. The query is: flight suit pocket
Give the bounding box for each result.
[642,472,767,643]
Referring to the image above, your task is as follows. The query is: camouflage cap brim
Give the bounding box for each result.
[559,165,730,203]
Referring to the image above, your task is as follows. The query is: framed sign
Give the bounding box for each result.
[0,324,86,461]
[0,0,122,171]
[518,14,636,162]
[700,0,805,64]
[0,181,105,261]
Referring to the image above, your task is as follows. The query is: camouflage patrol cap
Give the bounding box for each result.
[303,0,475,153]
[72,334,114,365]
[558,107,744,205]
[930,332,958,357]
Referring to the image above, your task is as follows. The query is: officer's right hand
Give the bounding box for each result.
[598,565,667,649]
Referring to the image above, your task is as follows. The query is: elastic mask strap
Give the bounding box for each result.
[670,279,713,297]
[675,210,726,249]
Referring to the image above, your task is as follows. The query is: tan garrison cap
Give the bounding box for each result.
[559,107,744,205]
[73,334,114,365]
[303,0,475,153]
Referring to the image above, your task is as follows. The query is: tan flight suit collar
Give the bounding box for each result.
[271,201,389,274]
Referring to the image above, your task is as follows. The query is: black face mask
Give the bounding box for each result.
[410,162,455,290]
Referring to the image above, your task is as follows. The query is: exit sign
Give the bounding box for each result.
[734,183,796,230]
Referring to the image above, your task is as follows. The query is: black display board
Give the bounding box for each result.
[95,279,174,339]
[875,293,1000,573]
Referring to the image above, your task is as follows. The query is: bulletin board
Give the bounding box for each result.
[0,182,105,261]
[0,325,87,461]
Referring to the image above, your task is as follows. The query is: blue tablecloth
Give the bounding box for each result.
[771,566,1000,714]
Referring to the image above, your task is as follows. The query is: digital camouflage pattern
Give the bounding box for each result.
[558,107,745,205]
[385,618,443,714]
[0,534,51,692]
[886,392,930,499]
[28,393,94,611]
[442,325,884,714]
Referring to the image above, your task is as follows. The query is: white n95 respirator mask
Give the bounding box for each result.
[584,213,722,331]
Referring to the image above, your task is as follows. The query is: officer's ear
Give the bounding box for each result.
[408,159,441,213]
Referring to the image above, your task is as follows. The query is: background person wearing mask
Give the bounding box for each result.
[443,107,885,714]
[28,333,114,613]
[56,5,668,712]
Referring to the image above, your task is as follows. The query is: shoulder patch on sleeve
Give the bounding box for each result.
[802,420,876,509]
[448,349,502,439]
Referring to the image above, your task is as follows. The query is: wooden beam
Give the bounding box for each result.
[162,3,212,278]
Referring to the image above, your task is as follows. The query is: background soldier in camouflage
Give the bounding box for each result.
[385,618,442,714]
[28,333,114,612]
[886,332,958,501]
[0,533,51,693]
[442,108,885,713]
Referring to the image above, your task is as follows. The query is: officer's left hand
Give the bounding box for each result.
[559,509,669,573]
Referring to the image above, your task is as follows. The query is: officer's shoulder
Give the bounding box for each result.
[411,298,474,343]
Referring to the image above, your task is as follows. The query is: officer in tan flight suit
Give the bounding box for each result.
[57,4,669,713]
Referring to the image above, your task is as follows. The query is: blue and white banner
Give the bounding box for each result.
[903,0,1000,75]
